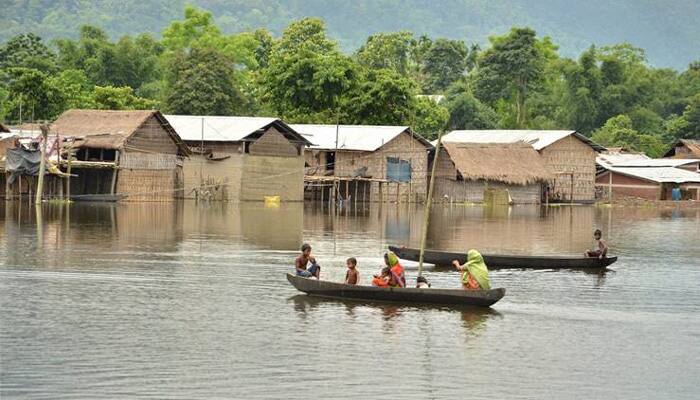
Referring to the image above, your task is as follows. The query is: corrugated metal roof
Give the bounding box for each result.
[164,115,280,142]
[596,153,650,168]
[608,166,700,183]
[442,130,606,152]
[291,124,431,151]
[613,158,700,167]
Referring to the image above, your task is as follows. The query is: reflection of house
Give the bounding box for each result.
[596,155,700,200]
[434,142,553,204]
[52,109,189,201]
[441,130,605,203]
[293,124,432,202]
[164,115,311,201]
[663,139,700,159]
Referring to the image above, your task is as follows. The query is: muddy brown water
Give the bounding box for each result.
[1,202,699,399]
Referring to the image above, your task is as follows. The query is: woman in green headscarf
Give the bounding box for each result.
[452,249,491,290]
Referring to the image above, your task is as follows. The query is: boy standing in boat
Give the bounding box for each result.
[345,257,359,285]
[295,243,321,279]
[585,229,608,259]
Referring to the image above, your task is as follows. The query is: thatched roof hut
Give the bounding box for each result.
[664,139,700,159]
[52,109,188,155]
[442,142,552,185]
[433,142,552,204]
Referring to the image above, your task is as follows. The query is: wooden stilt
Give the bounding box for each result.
[354,179,358,204]
[35,125,49,205]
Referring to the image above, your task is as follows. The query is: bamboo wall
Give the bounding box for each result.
[181,128,305,202]
[182,144,244,201]
[116,152,182,201]
[127,115,179,154]
[540,135,597,202]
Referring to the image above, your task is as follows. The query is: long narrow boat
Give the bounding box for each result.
[389,245,617,269]
[286,273,505,307]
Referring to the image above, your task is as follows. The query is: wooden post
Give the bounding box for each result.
[570,172,574,205]
[362,181,367,203]
[320,180,324,205]
[378,182,383,203]
[35,125,49,205]
[345,179,349,203]
[396,182,400,204]
[110,150,120,194]
[66,149,72,201]
[608,171,613,203]
[18,175,22,202]
[5,172,10,201]
[417,129,444,278]
[354,179,358,204]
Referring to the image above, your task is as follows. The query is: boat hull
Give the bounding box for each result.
[286,273,505,307]
[389,246,617,269]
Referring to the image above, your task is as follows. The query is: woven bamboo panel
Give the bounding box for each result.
[117,169,176,201]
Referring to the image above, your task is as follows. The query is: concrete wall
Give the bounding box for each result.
[540,135,597,202]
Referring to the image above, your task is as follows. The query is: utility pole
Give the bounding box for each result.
[35,124,49,205]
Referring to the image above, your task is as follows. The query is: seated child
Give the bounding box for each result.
[585,229,608,259]
[295,243,320,279]
[345,257,359,285]
[371,266,391,287]
[416,276,431,288]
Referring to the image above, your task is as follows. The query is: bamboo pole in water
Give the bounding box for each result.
[35,125,49,205]
[417,130,443,278]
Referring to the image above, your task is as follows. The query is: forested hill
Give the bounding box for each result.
[3,0,699,69]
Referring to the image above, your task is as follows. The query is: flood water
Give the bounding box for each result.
[1,201,699,399]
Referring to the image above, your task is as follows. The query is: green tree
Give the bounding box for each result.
[591,114,665,156]
[262,18,357,121]
[1,67,61,121]
[0,33,57,72]
[412,96,449,140]
[344,68,416,125]
[93,86,157,110]
[422,38,468,93]
[46,69,95,110]
[444,89,498,130]
[355,31,417,75]
[474,28,545,128]
[165,48,243,115]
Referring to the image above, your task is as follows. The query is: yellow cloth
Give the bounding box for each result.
[461,249,491,290]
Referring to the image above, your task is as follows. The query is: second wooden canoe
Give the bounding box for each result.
[389,245,617,269]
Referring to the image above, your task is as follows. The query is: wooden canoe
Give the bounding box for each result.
[286,273,505,307]
[389,245,618,269]
[71,193,128,202]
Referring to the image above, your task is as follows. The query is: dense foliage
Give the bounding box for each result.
[3,1,699,69]
[1,7,699,154]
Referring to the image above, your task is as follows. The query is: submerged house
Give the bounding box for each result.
[441,130,605,203]
[596,156,700,200]
[51,109,189,201]
[663,139,700,159]
[292,124,433,202]
[164,115,311,201]
[434,142,552,204]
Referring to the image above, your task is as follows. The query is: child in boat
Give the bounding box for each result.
[345,257,359,285]
[372,267,391,287]
[384,252,406,288]
[295,243,321,279]
[453,249,491,290]
[416,276,431,288]
[585,229,608,259]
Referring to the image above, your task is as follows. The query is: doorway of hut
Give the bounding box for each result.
[326,151,336,174]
